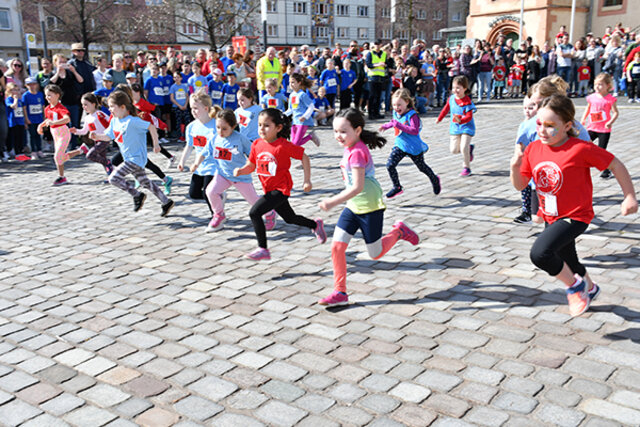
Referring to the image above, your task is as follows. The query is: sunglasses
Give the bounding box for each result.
[14,64,23,68]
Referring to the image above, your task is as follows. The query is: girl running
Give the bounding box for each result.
[235,88,263,142]
[436,76,477,176]
[91,91,175,216]
[510,94,637,317]
[38,84,82,186]
[234,108,326,261]
[260,78,287,112]
[287,73,320,147]
[580,73,619,179]
[318,108,420,307]
[177,89,219,215]
[70,93,114,177]
[379,88,441,199]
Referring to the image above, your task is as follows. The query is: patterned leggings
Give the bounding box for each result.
[521,185,532,215]
[52,126,71,166]
[87,141,110,167]
[386,146,438,190]
[109,160,169,204]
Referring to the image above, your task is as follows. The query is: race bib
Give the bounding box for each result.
[163,87,170,96]
[590,111,605,123]
[29,104,43,115]
[214,146,233,161]
[176,90,186,100]
[327,78,337,87]
[256,158,276,176]
[394,127,400,136]
[153,87,164,96]
[88,123,96,132]
[211,90,222,100]
[291,95,299,109]
[225,93,236,103]
[633,65,640,75]
[238,112,250,127]
[193,135,207,147]
[14,108,24,117]
[268,98,277,108]
[541,194,558,216]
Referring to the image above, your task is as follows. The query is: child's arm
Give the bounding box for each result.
[301,153,312,192]
[148,124,160,153]
[608,157,638,215]
[580,103,591,126]
[189,153,204,172]
[509,149,529,191]
[49,114,70,127]
[178,145,193,171]
[90,131,111,141]
[435,102,450,123]
[233,161,256,176]
[23,105,30,126]
[319,166,364,211]
[301,103,316,121]
[170,92,180,108]
[606,101,619,129]
[8,97,18,109]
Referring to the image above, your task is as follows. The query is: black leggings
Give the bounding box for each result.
[588,130,611,150]
[112,152,165,180]
[386,146,438,190]
[7,125,24,154]
[190,173,214,213]
[249,190,316,249]
[530,219,588,277]
[146,134,172,159]
[339,89,352,110]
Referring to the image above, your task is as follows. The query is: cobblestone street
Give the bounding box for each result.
[0,100,639,426]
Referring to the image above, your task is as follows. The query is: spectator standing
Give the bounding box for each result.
[50,53,84,148]
[220,46,235,72]
[36,57,55,90]
[5,58,28,93]
[69,43,96,94]
[556,34,574,84]
[256,47,282,102]
[93,56,108,90]
[365,40,388,119]
[106,54,128,86]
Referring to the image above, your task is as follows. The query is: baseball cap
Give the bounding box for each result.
[25,77,37,85]
[213,68,223,75]
[102,74,113,81]
[126,72,137,79]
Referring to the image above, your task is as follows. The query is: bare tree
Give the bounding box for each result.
[39,0,116,49]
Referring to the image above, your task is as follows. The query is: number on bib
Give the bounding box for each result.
[193,135,207,147]
[214,146,233,161]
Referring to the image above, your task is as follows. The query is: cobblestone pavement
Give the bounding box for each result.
[0,99,639,427]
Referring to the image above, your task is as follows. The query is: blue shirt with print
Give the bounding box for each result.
[170,84,189,108]
[208,80,224,106]
[186,118,217,176]
[6,97,25,127]
[21,91,45,124]
[204,130,253,182]
[105,115,150,168]
[235,104,262,141]
[222,83,240,110]
[144,76,165,106]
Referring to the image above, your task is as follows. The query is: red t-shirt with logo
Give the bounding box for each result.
[578,65,591,81]
[520,137,614,224]
[249,137,305,196]
[45,103,70,128]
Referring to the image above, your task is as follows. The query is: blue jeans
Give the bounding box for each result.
[28,123,42,152]
[416,96,427,114]
[380,80,392,113]
[477,71,492,100]
[436,74,449,105]
[557,66,571,85]
[67,104,81,148]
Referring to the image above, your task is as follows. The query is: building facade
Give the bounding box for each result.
[374,0,449,46]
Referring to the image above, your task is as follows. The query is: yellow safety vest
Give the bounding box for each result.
[368,51,387,78]
[263,59,280,79]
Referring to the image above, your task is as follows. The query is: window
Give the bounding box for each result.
[603,0,622,5]
[336,27,349,38]
[293,2,307,14]
[358,27,368,38]
[433,30,442,40]
[416,30,425,40]
[314,2,328,15]
[267,24,278,37]
[433,10,443,20]
[417,9,426,20]
[0,8,11,30]
[381,28,391,39]
[150,21,166,34]
[294,25,307,37]
[380,7,389,18]
[357,6,368,17]
[267,0,277,12]
[336,5,348,16]
[46,16,61,31]
[316,26,329,38]
[114,0,131,4]
[397,8,407,18]
[398,29,408,41]
[145,0,162,5]
[183,22,199,35]
[452,12,462,22]
[122,19,134,33]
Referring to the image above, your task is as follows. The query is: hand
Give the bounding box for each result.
[378,125,385,132]
[510,149,524,170]
[621,194,639,216]
[89,131,97,140]
[37,124,44,135]
[435,119,440,124]
[153,145,161,154]
[303,181,312,192]
[70,127,77,134]
[532,214,544,224]
[68,64,76,73]
[177,163,184,172]
[233,168,240,177]
[452,115,461,124]
[189,163,197,172]
[318,199,332,211]
[605,122,612,129]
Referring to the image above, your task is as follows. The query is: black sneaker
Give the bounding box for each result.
[600,169,611,179]
[161,199,175,217]
[133,193,147,212]
[588,283,601,301]
[514,212,532,224]
[433,176,441,195]
[386,187,404,199]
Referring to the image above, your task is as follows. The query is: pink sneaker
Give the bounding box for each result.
[245,247,271,260]
[265,210,277,231]
[314,218,327,243]
[318,291,349,306]
[392,221,419,245]
[205,213,226,233]
[460,167,471,177]
[79,143,89,154]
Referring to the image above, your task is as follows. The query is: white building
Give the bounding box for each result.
[0,0,26,59]
[263,0,376,47]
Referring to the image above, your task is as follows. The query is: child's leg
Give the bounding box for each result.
[408,152,439,190]
[189,174,214,213]
[290,125,305,146]
[131,163,170,204]
[205,174,233,215]
[460,134,472,168]
[146,133,173,159]
[386,147,407,189]
[521,185,532,214]
[52,126,72,175]
[331,209,360,293]
[233,181,260,206]
[300,126,314,145]
[360,210,400,260]
[449,134,461,154]
[86,141,110,166]
[145,159,166,180]
[249,191,284,249]
[109,161,139,196]
[596,132,610,150]
[273,193,317,229]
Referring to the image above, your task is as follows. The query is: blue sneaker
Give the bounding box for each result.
[588,283,601,302]
[163,176,173,196]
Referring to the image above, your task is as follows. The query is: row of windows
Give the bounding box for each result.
[269,2,369,16]
[379,8,444,20]
[379,28,440,40]
[268,24,369,39]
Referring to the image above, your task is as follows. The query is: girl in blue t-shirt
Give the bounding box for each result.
[5,83,26,158]
[260,78,287,111]
[317,108,420,307]
[287,73,320,147]
[169,72,191,141]
[236,88,262,142]
[178,90,220,217]
[91,91,174,217]
[380,89,441,199]
[319,59,339,108]
[22,79,46,159]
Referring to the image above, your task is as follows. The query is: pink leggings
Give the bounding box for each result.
[206,174,259,215]
[291,124,312,146]
[52,126,72,166]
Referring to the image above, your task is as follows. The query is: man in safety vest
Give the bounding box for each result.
[365,40,387,120]
[256,47,282,104]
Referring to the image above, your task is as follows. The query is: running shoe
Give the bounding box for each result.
[245,247,271,260]
[433,176,441,195]
[318,291,349,307]
[588,283,601,302]
[205,213,226,232]
[314,218,327,243]
[160,137,170,144]
[160,199,175,217]
[166,156,176,169]
[163,176,174,196]
[392,221,419,245]
[310,132,321,147]
[79,143,89,154]
[105,162,114,176]
[469,144,475,162]
[600,169,611,179]
[514,212,532,224]
[460,167,471,177]
[265,210,277,231]
[386,187,404,199]
[133,192,146,212]
[566,276,590,317]
[53,176,68,186]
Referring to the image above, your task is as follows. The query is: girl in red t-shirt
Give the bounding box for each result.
[37,84,82,186]
[510,94,637,317]
[234,109,327,261]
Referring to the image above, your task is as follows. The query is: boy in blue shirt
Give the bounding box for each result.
[169,72,191,141]
[208,69,224,107]
[144,65,166,111]
[319,58,339,108]
[22,77,45,159]
[222,71,240,110]
[314,86,334,126]
[5,83,25,158]
[94,74,114,115]
[337,58,356,110]
[160,61,174,134]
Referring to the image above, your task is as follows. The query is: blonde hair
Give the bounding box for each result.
[190,88,221,119]
[6,82,18,92]
[53,53,67,67]
[391,88,416,111]
[112,53,124,62]
[594,72,613,88]
[265,78,278,88]
[528,75,568,98]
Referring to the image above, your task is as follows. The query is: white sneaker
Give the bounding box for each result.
[9,149,15,158]
[628,98,634,103]
[613,92,618,97]
[159,137,169,143]
[2,152,9,161]
[31,152,39,160]
[636,98,640,103]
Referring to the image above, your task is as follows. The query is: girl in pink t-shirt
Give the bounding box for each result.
[580,73,619,178]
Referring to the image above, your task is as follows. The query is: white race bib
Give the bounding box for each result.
[29,104,43,115]
[211,90,222,100]
[225,93,236,103]
[327,78,337,87]
[14,107,24,117]
[541,194,558,216]
[154,87,164,96]
[176,90,186,100]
